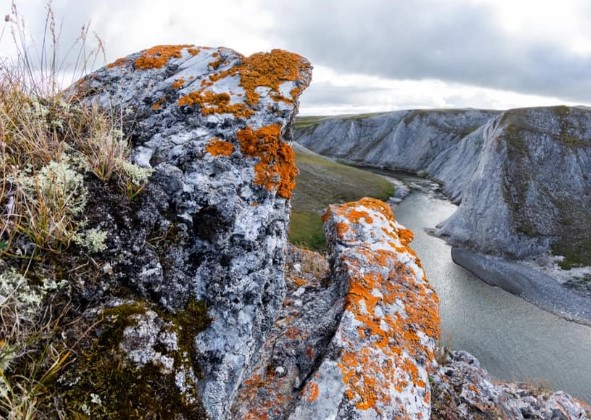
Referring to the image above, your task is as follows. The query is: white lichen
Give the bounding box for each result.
[74,228,108,253]
[120,161,154,186]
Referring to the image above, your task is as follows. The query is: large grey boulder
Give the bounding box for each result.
[75,44,312,418]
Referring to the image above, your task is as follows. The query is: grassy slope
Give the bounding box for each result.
[289,144,395,251]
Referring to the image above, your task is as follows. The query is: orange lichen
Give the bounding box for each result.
[205,138,234,157]
[187,47,200,56]
[285,327,301,340]
[151,98,165,110]
[305,381,320,403]
[396,226,414,246]
[209,52,224,70]
[237,49,311,105]
[134,44,197,70]
[171,78,185,89]
[237,125,297,199]
[347,209,373,224]
[293,277,307,287]
[178,90,254,118]
[107,57,130,68]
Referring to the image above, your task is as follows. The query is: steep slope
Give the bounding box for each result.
[296,107,591,266]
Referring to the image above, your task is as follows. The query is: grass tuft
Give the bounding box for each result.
[0,3,152,417]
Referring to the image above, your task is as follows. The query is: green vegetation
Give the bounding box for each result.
[49,300,211,418]
[551,209,591,270]
[289,146,395,251]
[501,109,591,268]
[0,4,158,418]
[294,115,331,130]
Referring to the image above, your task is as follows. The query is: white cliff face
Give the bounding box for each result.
[296,107,591,263]
[75,45,312,418]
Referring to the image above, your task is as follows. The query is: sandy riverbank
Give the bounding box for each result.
[452,247,591,327]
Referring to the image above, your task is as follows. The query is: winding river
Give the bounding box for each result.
[385,172,591,403]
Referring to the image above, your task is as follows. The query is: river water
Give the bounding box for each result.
[385,173,591,403]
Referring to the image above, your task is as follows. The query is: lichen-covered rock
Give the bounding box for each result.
[269,198,439,419]
[72,44,311,418]
[230,245,343,419]
[228,200,440,419]
[432,350,591,419]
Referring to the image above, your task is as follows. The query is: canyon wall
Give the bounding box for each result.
[296,107,591,264]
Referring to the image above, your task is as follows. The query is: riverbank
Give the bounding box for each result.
[389,179,591,403]
[452,248,591,327]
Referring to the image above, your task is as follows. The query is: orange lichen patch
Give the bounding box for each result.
[285,327,301,340]
[348,209,373,224]
[237,125,297,199]
[293,277,307,287]
[206,49,311,106]
[107,57,130,68]
[177,90,254,118]
[205,137,234,157]
[396,226,414,246]
[151,98,165,111]
[187,47,200,56]
[134,44,197,70]
[171,78,185,89]
[238,49,311,105]
[304,381,320,403]
[209,53,224,70]
[335,222,350,238]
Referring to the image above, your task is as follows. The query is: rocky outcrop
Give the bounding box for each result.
[432,351,591,419]
[71,45,312,418]
[297,198,440,418]
[232,198,440,419]
[296,107,591,266]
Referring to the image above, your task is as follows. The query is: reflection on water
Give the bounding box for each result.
[390,174,591,403]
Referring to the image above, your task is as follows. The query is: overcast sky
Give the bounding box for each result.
[3,0,591,114]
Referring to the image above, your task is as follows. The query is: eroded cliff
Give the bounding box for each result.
[296,107,591,267]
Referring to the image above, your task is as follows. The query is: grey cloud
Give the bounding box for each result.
[264,0,591,103]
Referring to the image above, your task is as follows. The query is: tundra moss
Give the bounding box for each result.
[50,299,211,418]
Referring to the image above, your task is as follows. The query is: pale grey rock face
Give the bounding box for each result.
[74,45,312,418]
[437,107,591,261]
[296,107,591,263]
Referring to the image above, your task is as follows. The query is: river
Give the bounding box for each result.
[385,172,591,403]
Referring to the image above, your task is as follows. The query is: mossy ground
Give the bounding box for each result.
[289,146,394,251]
[45,299,211,419]
[294,115,331,130]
